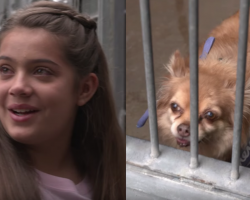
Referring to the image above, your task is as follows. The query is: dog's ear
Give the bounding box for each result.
[165,50,187,77]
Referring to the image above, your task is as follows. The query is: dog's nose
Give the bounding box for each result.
[177,124,190,137]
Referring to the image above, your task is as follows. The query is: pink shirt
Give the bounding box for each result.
[36,169,92,200]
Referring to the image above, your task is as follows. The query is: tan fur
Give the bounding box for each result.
[157,11,250,162]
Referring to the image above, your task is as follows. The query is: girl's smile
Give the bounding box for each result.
[8,103,40,122]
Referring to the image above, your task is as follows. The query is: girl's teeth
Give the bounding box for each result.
[12,109,37,115]
[16,113,25,116]
[13,110,34,113]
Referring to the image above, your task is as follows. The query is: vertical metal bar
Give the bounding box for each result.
[97,0,115,84]
[93,0,125,132]
[139,0,160,158]
[231,0,249,181]
[114,0,126,133]
[81,0,98,18]
[189,0,199,169]
[97,0,103,45]
[0,0,7,28]
[97,0,126,132]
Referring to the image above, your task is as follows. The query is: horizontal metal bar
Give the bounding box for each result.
[139,0,160,158]
[231,0,249,181]
[126,135,250,200]
[189,0,199,169]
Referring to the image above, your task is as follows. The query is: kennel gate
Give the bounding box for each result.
[126,0,250,199]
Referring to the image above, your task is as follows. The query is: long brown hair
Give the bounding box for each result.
[0,1,125,200]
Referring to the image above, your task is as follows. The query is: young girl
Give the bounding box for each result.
[0,1,125,200]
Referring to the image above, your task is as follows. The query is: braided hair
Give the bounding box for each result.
[0,1,125,200]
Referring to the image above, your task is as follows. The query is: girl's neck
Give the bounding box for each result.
[26,139,83,184]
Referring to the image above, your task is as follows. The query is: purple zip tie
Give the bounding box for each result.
[136,37,215,128]
[199,37,215,59]
[136,109,149,128]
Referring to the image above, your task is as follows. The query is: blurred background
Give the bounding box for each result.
[126,0,240,141]
[0,0,98,23]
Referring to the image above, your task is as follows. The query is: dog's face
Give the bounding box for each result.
[157,51,245,159]
[158,75,234,147]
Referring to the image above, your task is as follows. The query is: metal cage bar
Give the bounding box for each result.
[189,0,199,169]
[97,0,126,132]
[231,0,249,181]
[113,0,126,133]
[127,0,250,198]
[139,0,160,158]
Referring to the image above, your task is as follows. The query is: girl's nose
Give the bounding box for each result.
[8,75,33,97]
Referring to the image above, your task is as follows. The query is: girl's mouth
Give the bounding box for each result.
[10,109,38,115]
[9,109,39,122]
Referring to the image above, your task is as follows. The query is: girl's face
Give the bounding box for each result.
[0,27,80,146]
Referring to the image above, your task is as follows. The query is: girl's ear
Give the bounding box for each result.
[77,73,99,106]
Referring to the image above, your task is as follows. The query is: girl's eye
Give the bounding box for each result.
[34,68,52,75]
[170,103,181,112]
[205,111,216,120]
[0,66,13,75]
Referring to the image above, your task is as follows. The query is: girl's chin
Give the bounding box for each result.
[7,130,40,145]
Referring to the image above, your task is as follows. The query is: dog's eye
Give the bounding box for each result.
[171,103,180,112]
[205,111,216,120]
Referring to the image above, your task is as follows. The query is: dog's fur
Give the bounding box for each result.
[157,11,250,161]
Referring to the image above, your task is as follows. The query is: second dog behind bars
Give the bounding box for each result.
[157,11,250,162]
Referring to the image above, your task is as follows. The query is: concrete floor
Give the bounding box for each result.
[126,0,240,141]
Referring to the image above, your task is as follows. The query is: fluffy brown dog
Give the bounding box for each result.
[157,11,250,162]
